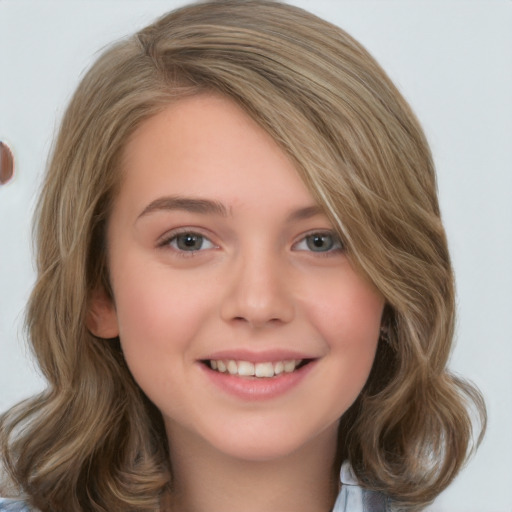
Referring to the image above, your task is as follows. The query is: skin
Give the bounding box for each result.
[89,93,385,512]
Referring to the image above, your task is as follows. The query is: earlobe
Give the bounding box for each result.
[86,287,120,339]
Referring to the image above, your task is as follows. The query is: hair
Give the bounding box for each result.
[0,1,486,510]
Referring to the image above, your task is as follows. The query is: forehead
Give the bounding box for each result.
[113,93,319,220]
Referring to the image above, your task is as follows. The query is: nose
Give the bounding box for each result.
[220,249,295,328]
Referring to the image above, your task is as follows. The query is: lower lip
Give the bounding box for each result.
[199,361,316,401]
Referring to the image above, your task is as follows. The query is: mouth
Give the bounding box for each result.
[201,358,314,378]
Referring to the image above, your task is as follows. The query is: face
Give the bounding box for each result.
[92,94,384,463]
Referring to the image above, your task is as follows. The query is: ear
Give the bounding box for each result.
[86,287,120,339]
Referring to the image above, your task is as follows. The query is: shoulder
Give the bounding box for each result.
[332,461,392,512]
[0,498,36,512]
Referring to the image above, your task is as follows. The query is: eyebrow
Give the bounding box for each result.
[137,196,229,220]
[136,195,324,222]
[286,205,324,222]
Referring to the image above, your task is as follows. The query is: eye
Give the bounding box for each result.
[294,232,344,253]
[163,231,216,252]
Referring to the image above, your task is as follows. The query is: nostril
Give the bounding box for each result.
[0,141,15,185]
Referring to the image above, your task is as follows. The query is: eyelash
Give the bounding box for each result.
[158,229,217,256]
[158,229,345,256]
[293,231,345,255]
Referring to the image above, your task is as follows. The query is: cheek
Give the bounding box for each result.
[110,273,198,375]
[110,251,211,335]
[305,270,384,386]
[311,272,384,342]
[112,284,203,402]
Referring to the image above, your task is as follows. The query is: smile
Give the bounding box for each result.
[206,359,310,378]
[200,357,317,401]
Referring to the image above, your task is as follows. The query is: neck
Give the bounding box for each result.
[163,423,340,512]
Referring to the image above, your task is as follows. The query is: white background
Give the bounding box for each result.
[0,1,511,511]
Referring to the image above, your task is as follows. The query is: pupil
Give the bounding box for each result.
[308,234,333,251]
[178,233,202,250]
[313,236,324,247]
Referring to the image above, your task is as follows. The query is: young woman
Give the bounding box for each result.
[0,1,486,511]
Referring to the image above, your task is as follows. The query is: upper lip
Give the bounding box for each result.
[200,349,317,363]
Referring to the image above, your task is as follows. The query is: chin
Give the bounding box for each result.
[205,419,337,464]
[214,438,306,463]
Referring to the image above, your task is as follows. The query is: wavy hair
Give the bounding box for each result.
[0,1,485,510]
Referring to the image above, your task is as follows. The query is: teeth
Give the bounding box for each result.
[284,360,296,373]
[208,359,303,378]
[255,362,274,378]
[237,361,255,376]
[227,360,238,375]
